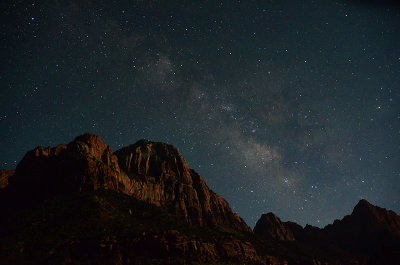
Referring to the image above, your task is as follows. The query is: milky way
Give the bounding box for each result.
[1,0,399,227]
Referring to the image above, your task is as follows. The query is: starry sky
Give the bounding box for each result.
[1,0,399,227]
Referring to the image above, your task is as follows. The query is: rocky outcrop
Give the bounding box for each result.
[144,230,263,264]
[254,213,295,241]
[115,140,251,233]
[0,169,14,189]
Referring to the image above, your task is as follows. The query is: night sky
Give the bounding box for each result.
[1,0,399,228]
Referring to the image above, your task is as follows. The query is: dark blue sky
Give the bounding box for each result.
[1,0,399,227]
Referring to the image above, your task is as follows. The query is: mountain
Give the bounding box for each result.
[114,140,251,233]
[253,213,295,241]
[1,133,399,264]
[254,199,400,264]
[0,133,264,265]
[323,199,400,253]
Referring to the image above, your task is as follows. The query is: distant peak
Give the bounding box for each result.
[260,212,280,221]
[353,199,373,213]
[357,199,372,206]
[254,212,295,241]
[351,199,385,220]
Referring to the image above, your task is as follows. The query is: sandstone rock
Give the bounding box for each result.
[265,255,285,265]
[254,212,295,241]
[216,238,262,263]
[115,140,251,233]
[0,169,15,189]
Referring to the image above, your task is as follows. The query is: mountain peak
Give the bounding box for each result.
[353,198,373,211]
[351,199,374,217]
[321,198,400,253]
[254,212,295,241]
[351,199,386,221]
[115,140,251,232]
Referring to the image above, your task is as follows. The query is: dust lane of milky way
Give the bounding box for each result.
[0,0,399,227]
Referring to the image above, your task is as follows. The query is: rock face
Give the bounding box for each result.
[253,213,295,241]
[149,230,262,264]
[0,169,14,189]
[115,140,251,233]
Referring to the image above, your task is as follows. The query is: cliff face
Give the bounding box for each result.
[253,213,295,241]
[115,140,251,233]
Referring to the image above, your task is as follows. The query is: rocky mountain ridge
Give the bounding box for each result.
[253,199,400,264]
[2,134,249,233]
[115,139,250,232]
[1,133,399,264]
[0,133,259,264]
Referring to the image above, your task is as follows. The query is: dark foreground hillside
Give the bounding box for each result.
[0,190,260,265]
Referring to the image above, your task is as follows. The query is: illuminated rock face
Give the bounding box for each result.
[0,169,14,189]
[115,140,251,233]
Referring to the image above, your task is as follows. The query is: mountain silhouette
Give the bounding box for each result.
[0,133,399,264]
